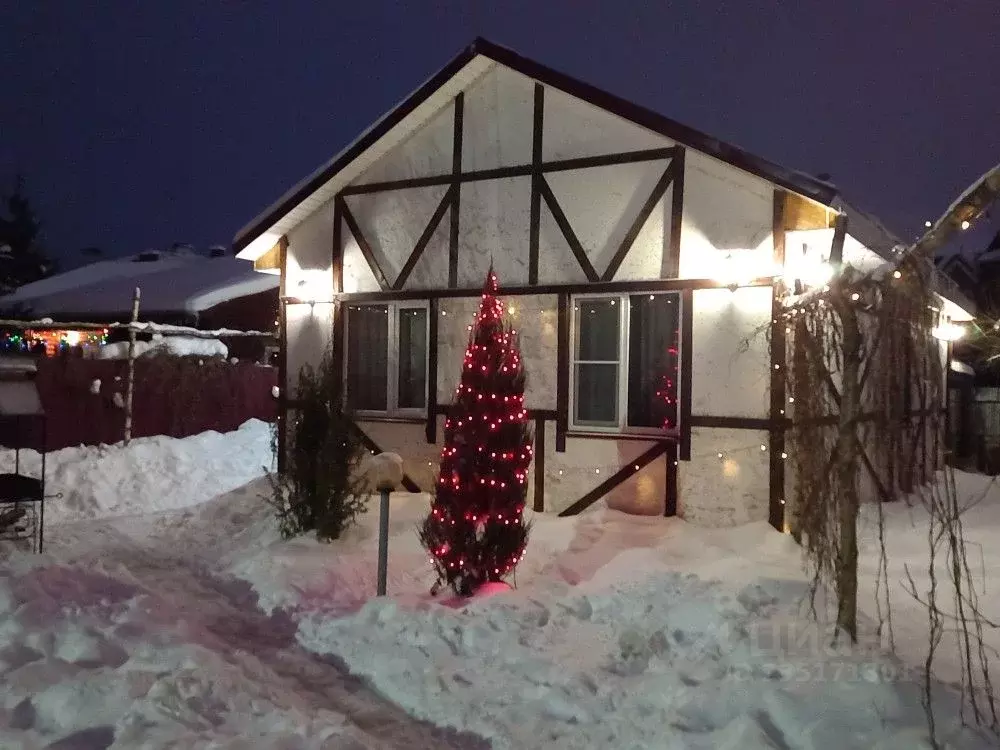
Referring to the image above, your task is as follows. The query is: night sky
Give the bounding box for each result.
[2,1,998,263]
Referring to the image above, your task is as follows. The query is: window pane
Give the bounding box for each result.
[346,305,388,411]
[575,363,618,426]
[574,299,619,361]
[627,294,680,429]
[397,307,427,410]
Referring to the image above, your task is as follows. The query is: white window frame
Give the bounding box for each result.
[344,300,430,418]
[568,291,683,435]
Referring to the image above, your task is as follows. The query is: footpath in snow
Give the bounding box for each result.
[1,420,998,749]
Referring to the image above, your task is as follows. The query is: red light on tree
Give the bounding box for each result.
[419,267,532,596]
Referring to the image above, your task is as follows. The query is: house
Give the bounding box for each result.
[0,246,279,358]
[234,38,974,526]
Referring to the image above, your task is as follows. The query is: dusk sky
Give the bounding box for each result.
[2,1,998,262]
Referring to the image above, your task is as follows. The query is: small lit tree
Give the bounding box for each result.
[419,267,533,596]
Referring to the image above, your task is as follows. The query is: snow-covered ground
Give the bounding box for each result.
[1,423,998,749]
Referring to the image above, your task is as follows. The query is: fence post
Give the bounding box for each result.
[124,287,141,445]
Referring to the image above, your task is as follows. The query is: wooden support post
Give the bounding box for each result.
[123,286,141,445]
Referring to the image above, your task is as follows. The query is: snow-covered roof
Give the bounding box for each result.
[0,249,278,319]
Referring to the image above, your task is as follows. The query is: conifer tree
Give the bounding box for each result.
[419,268,532,596]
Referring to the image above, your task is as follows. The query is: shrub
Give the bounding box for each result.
[266,349,367,541]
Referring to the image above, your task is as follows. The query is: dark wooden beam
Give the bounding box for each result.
[769,190,787,531]
[559,441,670,516]
[533,416,545,512]
[339,197,389,291]
[667,147,685,278]
[690,415,773,430]
[340,147,678,196]
[332,200,344,293]
[601,166,674,281]
[556,292,569,452]
[539,177,598,282]
[277,235,288,474]
[394,187,454,291]
[829,212,848,266]
[448,94,463,288]
[678,288,694,460]
[432,404,557,421]
[326,275,775,304]
[426,298,439,443]
[351,422,421,492]
[529,83,544,285]
[665,441,678,517]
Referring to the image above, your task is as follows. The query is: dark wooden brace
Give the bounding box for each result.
[331,84,681,296]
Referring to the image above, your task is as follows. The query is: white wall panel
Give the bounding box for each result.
[405,214,451,290]
[690,287,771,419]
[345,185,450,285]
[542,437,659,515]
[678,427,769,526]
[285,302,334,396]
[457,177,531,286]
[679,150,773,279]
[462,65,534,171]
[355,101,455,185]
[546,160,669,278]
[543,85,671,162]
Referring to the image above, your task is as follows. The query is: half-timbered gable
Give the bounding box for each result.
[236,39,965,528]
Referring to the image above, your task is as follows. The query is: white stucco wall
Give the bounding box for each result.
[678,427,770,525]
[679,149,774,279]
[285,203,335,394]
[690,287,772,419]
[436,294,557,411]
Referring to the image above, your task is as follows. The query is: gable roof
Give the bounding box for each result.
[234,37,839,258]
[1,249,278,320]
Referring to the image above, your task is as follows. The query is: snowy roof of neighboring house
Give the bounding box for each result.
[0,249,278,319]
[233,37,839,259]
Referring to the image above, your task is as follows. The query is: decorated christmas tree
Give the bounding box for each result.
[419,267,533,596]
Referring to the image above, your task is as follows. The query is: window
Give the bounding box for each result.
[345,302,428,415]
[570,293,681,432]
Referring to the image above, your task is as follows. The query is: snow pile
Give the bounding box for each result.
[0,419,272,523]
[0,494,483,748]
[1,418,998,748]
[96,335,228,360]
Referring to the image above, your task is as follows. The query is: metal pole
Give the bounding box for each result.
[377,488,390,595]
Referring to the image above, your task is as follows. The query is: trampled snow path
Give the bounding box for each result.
[1,482,487,749]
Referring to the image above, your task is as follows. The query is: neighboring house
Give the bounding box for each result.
[0,246,279,358]
[234,38,973,526]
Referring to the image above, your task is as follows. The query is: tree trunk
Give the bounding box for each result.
[834,298,862,642]
[124,286,141,445]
